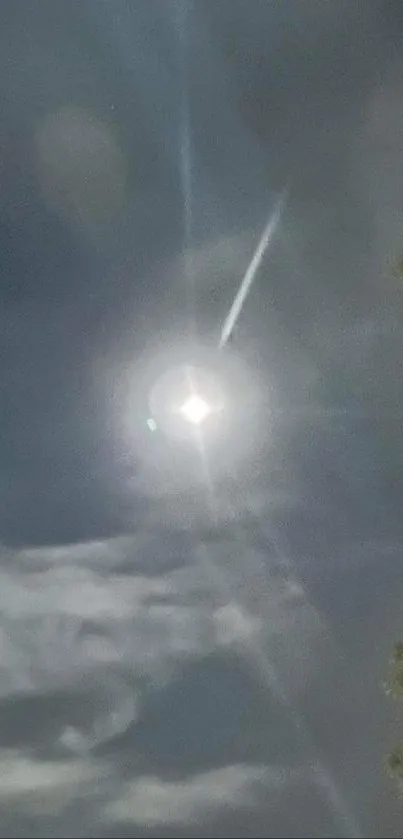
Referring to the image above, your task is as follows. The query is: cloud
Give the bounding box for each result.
[213,602,260,647]
[0,538,259,753]
[0,750,310,836]
[0,749,108,815]
[0,546,260,672]
[105,763,286,826]
[0,531,329,761]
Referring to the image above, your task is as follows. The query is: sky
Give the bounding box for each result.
[1,1,403,836]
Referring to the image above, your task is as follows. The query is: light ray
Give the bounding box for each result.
[176,0,197,336]
[197,476,363,839]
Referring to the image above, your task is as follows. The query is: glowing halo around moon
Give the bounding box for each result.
[147,360,225,441]
[115,339,270,498]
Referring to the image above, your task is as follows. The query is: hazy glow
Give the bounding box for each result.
[180,394,211,425]
[35,106,127,232]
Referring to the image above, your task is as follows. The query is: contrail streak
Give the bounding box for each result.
[218,189,288,349]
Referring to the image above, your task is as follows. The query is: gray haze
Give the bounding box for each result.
[1,1,403,836]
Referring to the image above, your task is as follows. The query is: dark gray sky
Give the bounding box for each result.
[1,2,403,836]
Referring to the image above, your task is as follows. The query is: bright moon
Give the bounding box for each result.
[180,394,212,426]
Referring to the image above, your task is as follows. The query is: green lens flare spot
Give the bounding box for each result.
[147,418,157,432]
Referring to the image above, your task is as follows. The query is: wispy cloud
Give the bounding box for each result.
[0,533,326,754]
[0,537,262,751]
[105,763,290,826]
[0,749,109,814]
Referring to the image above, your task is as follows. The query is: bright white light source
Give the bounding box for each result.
[180,394,211,425]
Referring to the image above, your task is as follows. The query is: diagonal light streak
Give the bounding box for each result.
[218,188,288,349]
[195,455,363,838]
